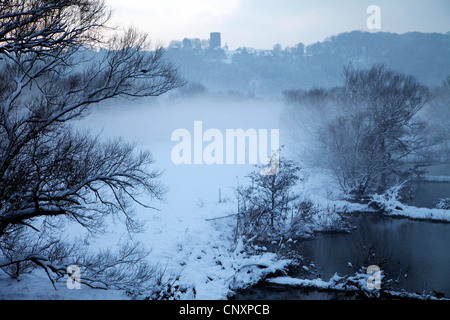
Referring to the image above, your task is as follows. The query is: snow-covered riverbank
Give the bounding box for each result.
[0,199,291,300]
[1,95,448,300]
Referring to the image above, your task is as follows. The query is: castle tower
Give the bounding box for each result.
[209,32,221,49]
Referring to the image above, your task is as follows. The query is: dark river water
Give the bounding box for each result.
[233,181,450,300]
[407,181,450,208]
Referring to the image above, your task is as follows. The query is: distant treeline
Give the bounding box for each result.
[164,31,450,96]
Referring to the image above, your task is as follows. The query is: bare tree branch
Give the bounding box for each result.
[0,0,185,292]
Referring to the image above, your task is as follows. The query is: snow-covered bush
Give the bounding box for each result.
[234,155,352,243]
[234,157,302,243]
[369,183,408,213]
[144,274,194,300]
[436,198,450,210]
[268,266,448,300]
[288,199,317,237]
[268,267,386,299]
[289,201,350,238]
[311,206,348,232]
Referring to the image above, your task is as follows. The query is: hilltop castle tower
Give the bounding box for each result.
[209,32,221,49]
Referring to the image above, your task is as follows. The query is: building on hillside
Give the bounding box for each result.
[210,32,221,49]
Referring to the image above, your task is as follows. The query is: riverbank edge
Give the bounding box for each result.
[227,203,450,300]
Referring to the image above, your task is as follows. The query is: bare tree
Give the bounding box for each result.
[0,0,184,291]
[423,75,450,163]
[313,65,431,199]
[235,157,301,242]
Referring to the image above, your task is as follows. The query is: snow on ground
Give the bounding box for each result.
[0,269,129,300]
[266,274,449,300]
[97,95,295,299]
[0,95,292,300]
[379,204,450,222]
[370,184,450,222]
[422,175,450,183]
[1,94,448,299]
[130,196,290,300]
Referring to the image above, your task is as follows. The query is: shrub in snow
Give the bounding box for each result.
[289,201,350,237]
[234,156,302,243]
[234,154,352,244]
[145,275,194,300]
[369,183,408,213]
[310,206,349,232]
[288,199,317,237]
[436,198,450,210]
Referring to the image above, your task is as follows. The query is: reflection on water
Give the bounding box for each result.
[233,214,450,300]
[299,214,450,296]
[231,283,356,300]
[408,181,450,208]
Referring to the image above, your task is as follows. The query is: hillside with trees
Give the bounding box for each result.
[165,31,450,96]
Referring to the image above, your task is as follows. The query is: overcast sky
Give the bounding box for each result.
[106,0,450,50]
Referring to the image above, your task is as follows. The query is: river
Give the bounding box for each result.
[233,181,450,300]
